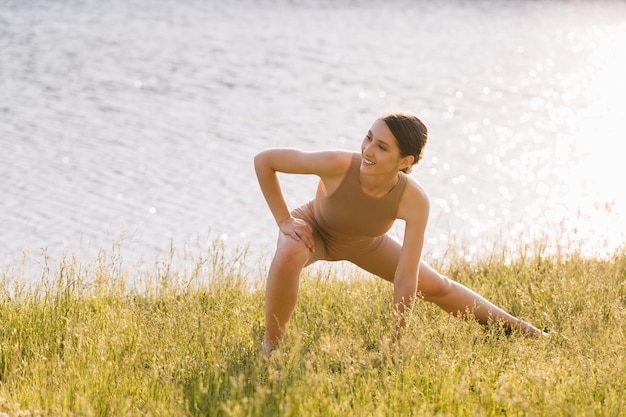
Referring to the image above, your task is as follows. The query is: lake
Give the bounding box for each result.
[1,0,626,277]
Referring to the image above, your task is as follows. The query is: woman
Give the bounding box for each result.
[254,112,546,355]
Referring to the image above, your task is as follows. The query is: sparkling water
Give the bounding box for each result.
[2,0,625,275]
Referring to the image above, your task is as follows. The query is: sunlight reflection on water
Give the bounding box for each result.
[1,0,625,277]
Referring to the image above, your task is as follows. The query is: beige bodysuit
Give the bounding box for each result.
[292,153,408,281]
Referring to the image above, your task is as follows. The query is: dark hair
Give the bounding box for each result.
[381,112,428,174]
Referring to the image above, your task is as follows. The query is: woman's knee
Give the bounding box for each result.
[272,235,312,270]
[417,263,454,301]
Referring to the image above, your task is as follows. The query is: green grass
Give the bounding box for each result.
[0,239,624,416]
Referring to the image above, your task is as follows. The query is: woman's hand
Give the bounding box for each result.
[278,217,315,252]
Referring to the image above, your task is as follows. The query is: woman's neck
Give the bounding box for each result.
[359,171,400,198]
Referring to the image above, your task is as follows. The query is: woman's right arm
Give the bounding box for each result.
[254,148,351,250]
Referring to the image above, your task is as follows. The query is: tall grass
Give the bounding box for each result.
[0,239,624,416]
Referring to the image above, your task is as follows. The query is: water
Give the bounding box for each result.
[2,0,626,276]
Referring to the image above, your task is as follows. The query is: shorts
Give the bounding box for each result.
[292,201,402,281]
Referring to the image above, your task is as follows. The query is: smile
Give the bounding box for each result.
[363,158,376,166]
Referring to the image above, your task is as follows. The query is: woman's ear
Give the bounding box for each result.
[399,155,415,171]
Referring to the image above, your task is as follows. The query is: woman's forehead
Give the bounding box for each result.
[369,119,398,145]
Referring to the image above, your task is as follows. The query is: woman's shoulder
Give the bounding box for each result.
[291,148,354,166]
[308,150,355,175]
[397,175,430,220]
[402,175,429,203]
[319,149,357,163]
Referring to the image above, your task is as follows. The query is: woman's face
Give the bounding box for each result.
[360,119,411,174]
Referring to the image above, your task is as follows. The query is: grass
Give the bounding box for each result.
[0,239,624,416]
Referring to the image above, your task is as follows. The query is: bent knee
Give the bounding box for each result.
[273,235,312,268]
[418,272,455,302]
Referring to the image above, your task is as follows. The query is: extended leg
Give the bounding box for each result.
[347,235,545,337]
[417,261,545,336]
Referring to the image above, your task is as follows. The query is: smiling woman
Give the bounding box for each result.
[254,112,548,356]
[359,115,424,196]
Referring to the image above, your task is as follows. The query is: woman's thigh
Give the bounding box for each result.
[289,204,329,267]
[344,235,401,282]
[346,235,450,297]
[303,227,327,267]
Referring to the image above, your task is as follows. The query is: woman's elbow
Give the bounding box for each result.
[254,150,270,171]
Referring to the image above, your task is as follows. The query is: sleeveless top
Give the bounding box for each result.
[311,153,408,238]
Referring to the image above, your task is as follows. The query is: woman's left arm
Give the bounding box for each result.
[393,182,430,340]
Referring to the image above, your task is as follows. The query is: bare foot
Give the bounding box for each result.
[263,338,279,358]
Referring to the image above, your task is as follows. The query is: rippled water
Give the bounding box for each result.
[2,0,626,273]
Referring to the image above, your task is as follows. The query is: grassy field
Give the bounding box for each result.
[0,240,624,416]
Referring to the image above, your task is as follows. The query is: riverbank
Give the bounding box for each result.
[0,241,624,416]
